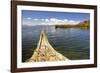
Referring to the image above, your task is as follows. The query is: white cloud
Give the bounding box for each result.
[27,17,32,20]
[50,18,57,22]
[22,18,80,26]
[68,20,80,25]
[64,19,68,22]
[69,20,75,23]
[44,19,49,22]
[33,18,38,21]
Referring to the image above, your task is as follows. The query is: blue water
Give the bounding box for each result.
[22,25,90,62]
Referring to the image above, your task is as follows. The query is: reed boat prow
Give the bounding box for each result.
[27,31,69,62]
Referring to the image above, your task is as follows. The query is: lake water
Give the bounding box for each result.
[22,25,90,62]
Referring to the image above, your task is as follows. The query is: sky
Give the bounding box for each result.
[22,10,90,26]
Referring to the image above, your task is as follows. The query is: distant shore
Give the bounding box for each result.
[55,20,90,29]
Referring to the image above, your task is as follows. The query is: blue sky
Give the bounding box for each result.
[22,10,90,26]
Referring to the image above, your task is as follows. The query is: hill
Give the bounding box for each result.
[55,20,90,28]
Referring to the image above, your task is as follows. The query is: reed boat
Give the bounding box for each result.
[27,31,69,62]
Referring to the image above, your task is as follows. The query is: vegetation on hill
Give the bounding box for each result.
[78,20,90,28]
[55,20,90,28]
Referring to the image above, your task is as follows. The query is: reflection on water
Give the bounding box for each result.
[22,25,90,62]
